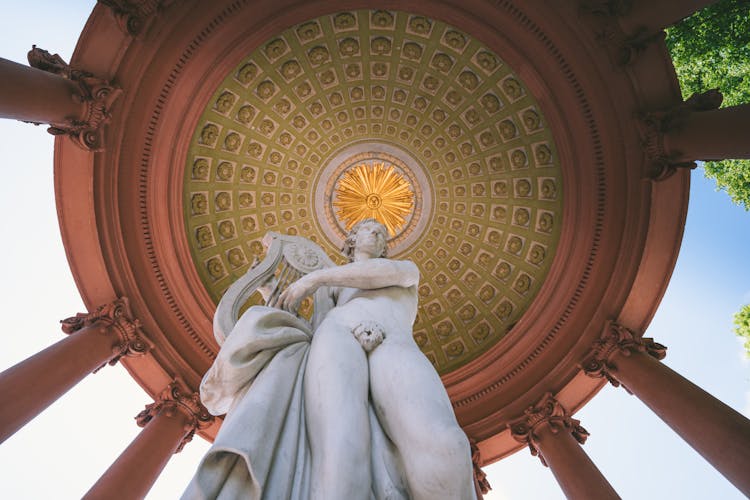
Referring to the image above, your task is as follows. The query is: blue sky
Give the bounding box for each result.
[1,2,748,498]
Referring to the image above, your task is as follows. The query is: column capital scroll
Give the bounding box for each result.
[97,0,174,36]
[135,380,214,453]
[469,438,492,496]
[638,89,723,180]
[579,1,666,66]
[581,320,666,388]
[508,393,590,466]
[27,45,121,151]
[60,297,151,369]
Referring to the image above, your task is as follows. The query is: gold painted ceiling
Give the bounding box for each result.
[183,10,563,373]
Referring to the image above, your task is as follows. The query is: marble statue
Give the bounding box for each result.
[182,219,476,500]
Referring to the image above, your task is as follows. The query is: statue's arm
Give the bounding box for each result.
[274,259,419,312]
[311,258,419,289]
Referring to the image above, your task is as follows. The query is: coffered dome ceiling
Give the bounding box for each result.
[58,0,689,453]
[182,10,563,373]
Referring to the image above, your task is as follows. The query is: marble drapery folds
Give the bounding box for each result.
[182,306,409,499]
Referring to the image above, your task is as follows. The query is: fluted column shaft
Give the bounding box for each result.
[0,57,83,125]
[666,103,750,161]
[0,322,120,443]
[610,348,750,495]
[83,405,193,500]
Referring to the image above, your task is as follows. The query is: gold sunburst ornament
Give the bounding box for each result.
[333,162,415,236]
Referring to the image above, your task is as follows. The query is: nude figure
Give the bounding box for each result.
[277,219,475,500]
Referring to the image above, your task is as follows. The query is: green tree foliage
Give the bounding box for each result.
[665,0,750,210]
[703,159,750,208]
[733,303,750,355]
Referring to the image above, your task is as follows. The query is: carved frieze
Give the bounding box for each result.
[509,392,590,466]
[27,45,121,151]
[60,297,151,369]
[135,380,214,453]
[581,320,667,388]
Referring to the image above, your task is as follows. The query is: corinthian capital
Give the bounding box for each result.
[98,0,173,36]
[638,89,723,180]
[60,297,151,368]
[508,393,590,466]
[469,438,492,496]
[136,380,214,453]
[27,45,121,151]
[581,320,667,387]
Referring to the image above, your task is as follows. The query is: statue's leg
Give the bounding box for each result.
[305,317,371,500]
[369,339,475,500]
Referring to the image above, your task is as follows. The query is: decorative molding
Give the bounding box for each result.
[98,0,173,36]
[581,320,667,388]
[60,297,151,369]
[454,0,607,407]
[469,438,492,496]
[508,392,589,466]
[27,45,121,151]
[638,89,723,180]
[135,380,214,453]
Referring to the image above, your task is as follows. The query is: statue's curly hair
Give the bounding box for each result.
[341,218,388,262]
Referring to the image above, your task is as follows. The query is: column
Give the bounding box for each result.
[665,103,750,161]
[0,57,82,124]
[579,1,715,67]
[619,0,717,34]
[510,393,620,500]
[83,381,214,500]
[0,46,120,151]
[583,321,750,496]
[638,89,744,180]
[0,298,149,444]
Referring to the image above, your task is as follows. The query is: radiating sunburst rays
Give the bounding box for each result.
[333,162,415,236]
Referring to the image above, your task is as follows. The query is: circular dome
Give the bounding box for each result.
[182,10,563,373]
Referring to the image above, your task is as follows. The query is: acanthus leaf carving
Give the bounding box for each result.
[97,0,173,36]
[27,45,121,151]
[638,89,723,180]
[581,320,667,390]
[508,392,589,467]
[135,379,214,453]
[469,438,492,497]
[60,297,151,370]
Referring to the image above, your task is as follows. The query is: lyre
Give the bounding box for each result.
[213,232,336,345]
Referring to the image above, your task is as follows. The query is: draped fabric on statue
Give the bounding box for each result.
[181,306,410,500]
